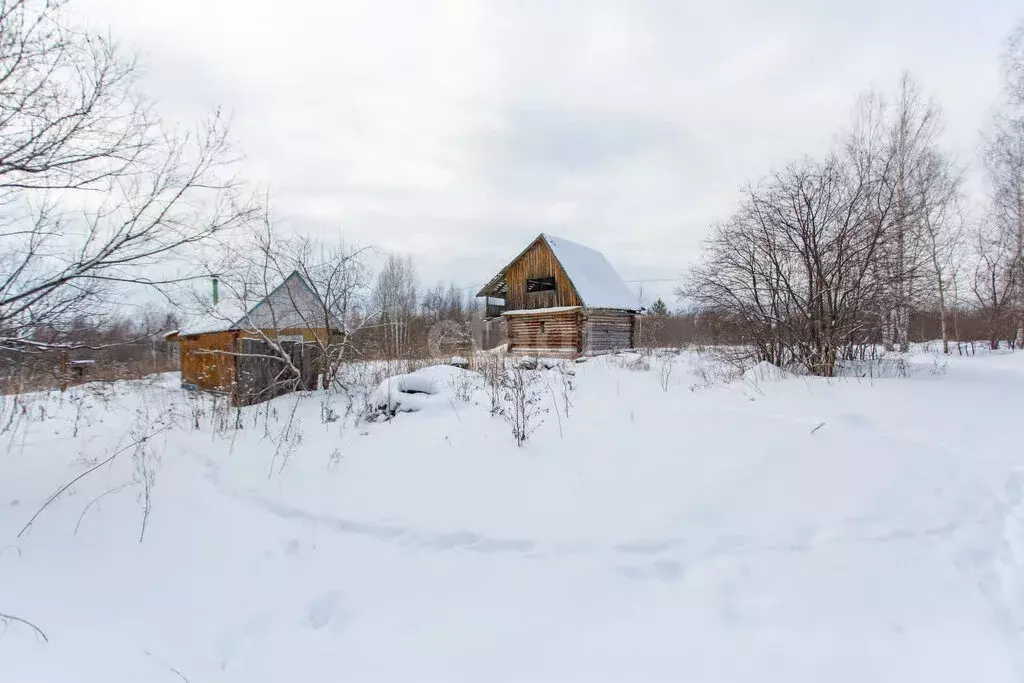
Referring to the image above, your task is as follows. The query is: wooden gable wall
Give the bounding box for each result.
[504,238,581,311]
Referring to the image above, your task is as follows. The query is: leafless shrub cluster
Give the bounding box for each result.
[477,351,508,416]
[681,69,1015,375]
[498,364,547,447]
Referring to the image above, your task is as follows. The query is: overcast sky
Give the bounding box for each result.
[71,0,1021,306]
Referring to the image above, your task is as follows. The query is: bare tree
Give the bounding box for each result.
[0,1,257,356]
[972,219,1017,348]
[861,75,944,352]
[982,20,1024,347]
[194,218,379,398]
[371,254,417,359]
[271,232,377,388]
[684,154,885,377]
[918,152,965,353]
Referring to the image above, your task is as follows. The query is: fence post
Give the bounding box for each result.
[59,350,69,392]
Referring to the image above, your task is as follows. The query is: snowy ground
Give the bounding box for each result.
[2,346,1024,682]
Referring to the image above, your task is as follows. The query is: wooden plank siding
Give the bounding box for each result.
[506,309,582,357]
[582,310,636,355]
[234,338,321,406]
[177,327,330,393]
[502,238,581,311]
[178,330,238,392]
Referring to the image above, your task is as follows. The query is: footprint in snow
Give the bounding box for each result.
[307,591,348,631]
[838,413,871,428]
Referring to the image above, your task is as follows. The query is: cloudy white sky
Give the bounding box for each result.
[71,0,1021,305]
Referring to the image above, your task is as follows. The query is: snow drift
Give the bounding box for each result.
[4,348,1024,682]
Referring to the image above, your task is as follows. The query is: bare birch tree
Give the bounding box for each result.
[918,152,965,353]
[371,254,417,359]
[868,74,944,352]
[982,21,1024,347]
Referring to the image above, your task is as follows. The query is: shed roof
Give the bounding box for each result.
[176,271,331,336]
[478,234,640,311]
[176,303,248,336]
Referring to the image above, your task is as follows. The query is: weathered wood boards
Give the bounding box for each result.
[233,339,321,406]
[177,328,327,404]
[506,308,582,356]
[582,310,635,355]
[502,239,580,311]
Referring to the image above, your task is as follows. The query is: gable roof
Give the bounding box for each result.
[177,271,333,336]
[477,233,640,311]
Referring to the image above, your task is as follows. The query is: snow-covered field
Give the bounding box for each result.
[2,347,1024,682]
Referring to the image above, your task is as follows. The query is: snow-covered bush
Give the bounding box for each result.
[366,365,479,419]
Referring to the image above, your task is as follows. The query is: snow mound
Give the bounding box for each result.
[368,365,478,416]
[743,361,795,383]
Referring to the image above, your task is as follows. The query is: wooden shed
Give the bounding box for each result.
[477,234,641,357]
[169,271,333,396]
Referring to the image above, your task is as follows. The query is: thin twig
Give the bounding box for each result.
[73,483,134,535]
[18,426,170,538]
[0,611,49,643]
[810,421,826,434]
[142,649,191,683]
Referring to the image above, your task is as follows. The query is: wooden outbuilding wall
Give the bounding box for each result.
[176,327,329,394]
[178,330,239,392]
[505,309,637,357]
[506,308,583,357]
[582,310,636,355]
[234,338,321,406]
[503,239,581,311]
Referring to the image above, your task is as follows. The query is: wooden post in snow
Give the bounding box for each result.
[59,350,69,392]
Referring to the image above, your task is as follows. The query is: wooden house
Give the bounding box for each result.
[477,234,641,357]
[166,271,333,394]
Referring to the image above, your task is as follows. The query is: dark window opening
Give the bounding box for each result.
[526,277,556,293]
[539,321,546,333]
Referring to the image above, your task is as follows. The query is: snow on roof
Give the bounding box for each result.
[175,271,333,336]
[542,234,640,311]
[177,302,248,336]
[502,306,582,316]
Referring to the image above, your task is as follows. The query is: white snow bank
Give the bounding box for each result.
[368,365,479,416]
[6,351,1024,682]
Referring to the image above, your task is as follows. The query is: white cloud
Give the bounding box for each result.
[70,0,1022,304]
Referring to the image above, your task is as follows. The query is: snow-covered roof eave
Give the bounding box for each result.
[502,306,583,316]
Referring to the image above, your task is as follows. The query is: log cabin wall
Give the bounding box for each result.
[503,239,581,311]
[506,309,583,356]
[582,310,636,355]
